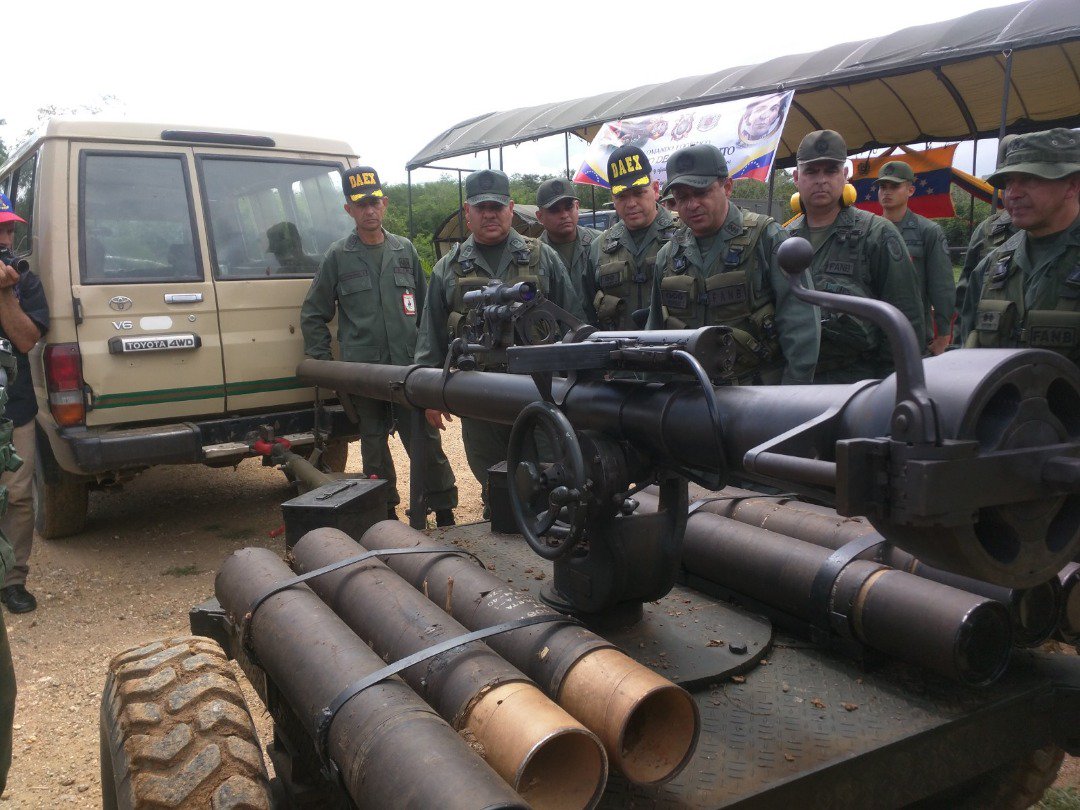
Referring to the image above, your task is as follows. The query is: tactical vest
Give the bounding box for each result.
[966,235,1080,361]
[659,211,778,377]
[444,238,543,362]
[799,210,882,368]
[594,221,679,330]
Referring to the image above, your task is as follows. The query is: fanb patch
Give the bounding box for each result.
[826,260,854,276]
[1029,326,1077,348]
[599,270,623,289]
[707,286,747,307]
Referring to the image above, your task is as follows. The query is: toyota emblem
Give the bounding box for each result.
[108,296,133,312]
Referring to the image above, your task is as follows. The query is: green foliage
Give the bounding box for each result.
[936,185,993,248]
[1038,787,1080,809]
[381,173,611,272]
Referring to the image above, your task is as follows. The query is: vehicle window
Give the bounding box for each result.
[7,151,37,255]
[80,153,201,284]
[198,158,351,279]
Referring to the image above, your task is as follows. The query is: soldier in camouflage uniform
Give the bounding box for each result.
[0,342,22,796]
[415,169,585,504]
[960,128,1080,363]
[956,135,1020,313]
[302,166,458,525]
[534,178,600,324]
[786,130,925,383]
[590,145,679,331]
[875,160,956,354]
[647,144,820,384]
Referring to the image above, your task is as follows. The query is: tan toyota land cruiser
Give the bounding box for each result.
[0,120,361,538]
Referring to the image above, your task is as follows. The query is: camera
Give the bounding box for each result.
[0,247,29,274]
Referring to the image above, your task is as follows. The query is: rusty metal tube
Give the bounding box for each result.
[357,520,699,785]
[637,492,1012,685]
[1056,563,1080,643]
[292,527,607,809]
[215,547,527,810]
[696,487,1063,647]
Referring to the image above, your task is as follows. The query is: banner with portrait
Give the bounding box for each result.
[574,91,795,189]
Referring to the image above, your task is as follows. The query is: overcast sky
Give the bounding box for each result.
[5,0,1021,184]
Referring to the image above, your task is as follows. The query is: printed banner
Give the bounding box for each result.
[852,145,959,218]
[574,91,795,189]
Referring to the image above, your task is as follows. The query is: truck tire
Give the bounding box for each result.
[33,430,89,539]
[100,636,272,810]
[912,744,1064,809]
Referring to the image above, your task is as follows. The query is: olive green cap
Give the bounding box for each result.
[466,169,511,205]
[662,144,729,195]
[536,178,577,209]
[988,128,1080,184]
[796,129,847,164]
[876,161,915,185]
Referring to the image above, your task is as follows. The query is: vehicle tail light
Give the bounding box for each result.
[43,343,86,426]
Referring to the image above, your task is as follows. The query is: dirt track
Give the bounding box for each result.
[0,420,1078,807]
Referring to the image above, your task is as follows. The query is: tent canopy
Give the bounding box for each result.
[408,0,1080,171]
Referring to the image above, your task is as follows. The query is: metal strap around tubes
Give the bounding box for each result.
[315,612,578,780]
[239,546,487,659]
[687,493,802,516]
[808,534,887,631]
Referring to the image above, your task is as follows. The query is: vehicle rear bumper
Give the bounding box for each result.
[56,405,358,475]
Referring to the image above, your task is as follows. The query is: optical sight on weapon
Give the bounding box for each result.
[0,247,29,275]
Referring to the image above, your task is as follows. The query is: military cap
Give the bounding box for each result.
[988,128,1080,184]
[996,133,1018,168]
[466,169,511,205]
[662,144,729,194]
[796,130,847,164]
[536,178,577,209]
[342,166,385,201]
[606,145,652,195]
[0,192,25,225]
[876,161,915,185]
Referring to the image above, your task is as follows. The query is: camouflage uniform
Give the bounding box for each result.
[415,229,585,498]
[301,228,458,511]
[648,204,820,384]
[956,209,1016,313]
[961,215,1080,361]
[785,207,925,382]
[892,209,956,344]
[540,225,599,325]
[589,205,679,331]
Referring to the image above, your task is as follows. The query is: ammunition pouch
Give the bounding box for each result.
[969,298,1020,349]
[705,270,751,321]
[594,290,626,331]
[660,274,698,318]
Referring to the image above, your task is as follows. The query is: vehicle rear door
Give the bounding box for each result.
[72,144,225,425]
[194,153,352,413]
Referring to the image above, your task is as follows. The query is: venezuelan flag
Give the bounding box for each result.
[852,145,958,219]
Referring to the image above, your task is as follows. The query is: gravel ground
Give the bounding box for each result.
[0,417,1077,807]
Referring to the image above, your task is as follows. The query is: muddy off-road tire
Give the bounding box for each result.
[100,636,271,810]
[33,430,89,539]
[911,744,1064,809]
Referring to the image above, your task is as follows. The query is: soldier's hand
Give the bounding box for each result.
[928,335,950,356]
[426,409,452,430]
[0,263,18,289]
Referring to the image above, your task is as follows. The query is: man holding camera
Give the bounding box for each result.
[0,192,50,615]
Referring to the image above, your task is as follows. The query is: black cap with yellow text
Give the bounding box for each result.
[606,145,652,195]
[342,166,385,201]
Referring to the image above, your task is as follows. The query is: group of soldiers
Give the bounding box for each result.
[300,126,1080,522]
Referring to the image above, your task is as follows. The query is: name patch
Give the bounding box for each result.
[1029,326,1077,347]
[826,261,854,276]
[708,286,747,307]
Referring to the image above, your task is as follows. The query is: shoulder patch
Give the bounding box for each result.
[886,234,906,263]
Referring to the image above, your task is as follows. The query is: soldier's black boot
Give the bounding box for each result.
[435,509,456,527]
[386,507,399,521]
